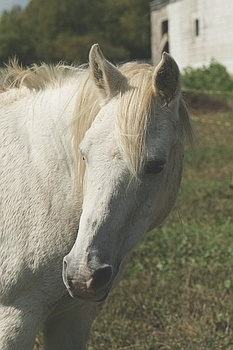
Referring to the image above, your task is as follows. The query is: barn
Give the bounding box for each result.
[150,0,233,74]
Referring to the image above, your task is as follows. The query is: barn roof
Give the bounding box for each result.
[150,0,177,11]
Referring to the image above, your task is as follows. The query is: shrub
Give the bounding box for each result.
[182,59,233,92]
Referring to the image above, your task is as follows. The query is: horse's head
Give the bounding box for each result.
[63,44,193,302]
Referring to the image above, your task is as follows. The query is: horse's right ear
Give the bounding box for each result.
[89,43,126,100]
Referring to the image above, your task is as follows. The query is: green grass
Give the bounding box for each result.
[87,112,233,350]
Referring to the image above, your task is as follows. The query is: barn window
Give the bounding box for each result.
[162,20,168,35]
[195,19,199,36]
[161,20,169,53]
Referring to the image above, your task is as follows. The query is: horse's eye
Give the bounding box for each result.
[144,160,166,175]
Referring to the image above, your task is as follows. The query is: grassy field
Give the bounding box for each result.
[36,96,233,349]
[86,101,233,349]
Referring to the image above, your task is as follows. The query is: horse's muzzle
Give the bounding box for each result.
[63,257,113,302]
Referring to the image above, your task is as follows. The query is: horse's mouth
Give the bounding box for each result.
[67,287,110,303]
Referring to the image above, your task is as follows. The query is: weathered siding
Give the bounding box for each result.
[151,0,233,74]
[151,7,168,63]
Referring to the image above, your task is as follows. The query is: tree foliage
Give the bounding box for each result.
[0,0,151,65]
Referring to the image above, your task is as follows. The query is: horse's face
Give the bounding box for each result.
[63,44,185,302]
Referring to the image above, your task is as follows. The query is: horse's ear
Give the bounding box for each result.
[153,52,181,105]
[89,43,126,99]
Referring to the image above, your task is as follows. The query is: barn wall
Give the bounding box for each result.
[151,0,233,74]
[151,5,168,64]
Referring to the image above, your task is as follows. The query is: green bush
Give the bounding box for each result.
[182,60,233,92]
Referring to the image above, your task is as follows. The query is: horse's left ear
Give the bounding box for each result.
[89,43,126,100]
[153,52,181,105]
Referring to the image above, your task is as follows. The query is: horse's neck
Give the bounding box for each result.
[1,78,90,206]
[1,82,80,182]
[0,82,83,260]
[0,87,30,107]
[37,82,80,128]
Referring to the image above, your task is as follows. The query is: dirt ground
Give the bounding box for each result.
[183,91,233,115]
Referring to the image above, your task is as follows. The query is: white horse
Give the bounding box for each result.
[0,44,194,349]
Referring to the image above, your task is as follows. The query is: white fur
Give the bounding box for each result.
[0,44,193,349]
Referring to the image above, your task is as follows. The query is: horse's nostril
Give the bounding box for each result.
[63,257,76,292]
[92,265,113,290]
[63,257,67,271]
[67,277,75,291]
